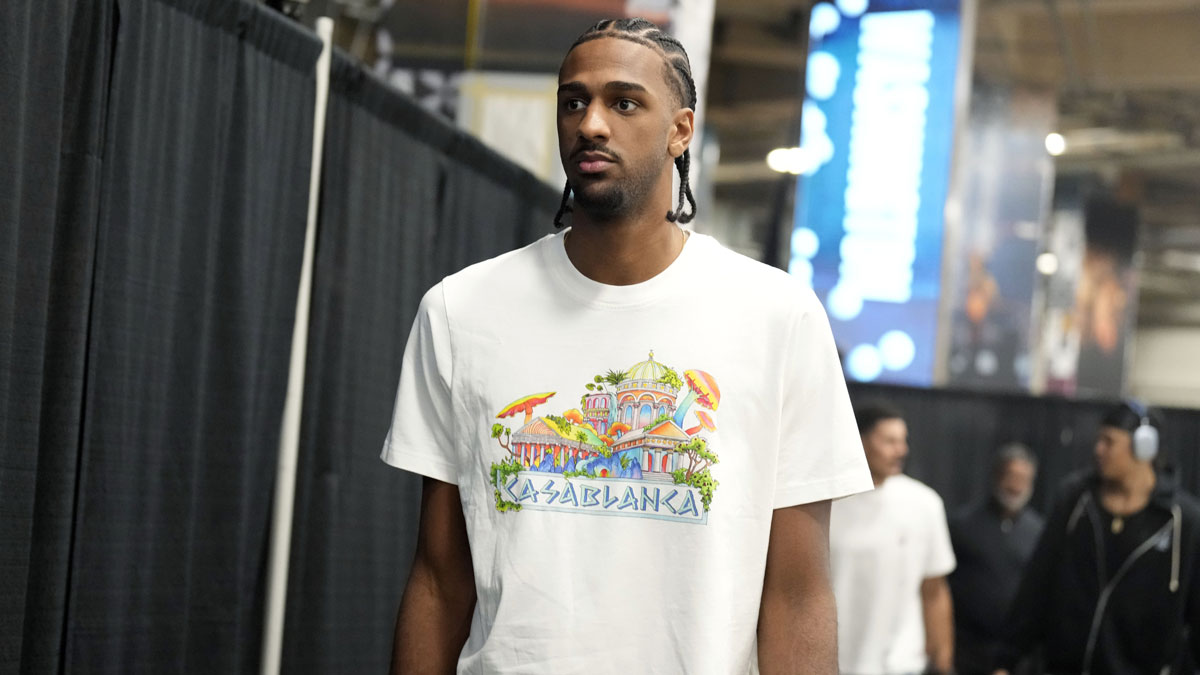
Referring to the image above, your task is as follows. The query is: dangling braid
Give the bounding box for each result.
[553,182,573,229]
[553,17,699,228]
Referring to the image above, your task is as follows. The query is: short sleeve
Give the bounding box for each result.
[773,289,874,509]
[924,493,957,577]
[381,284,459,484]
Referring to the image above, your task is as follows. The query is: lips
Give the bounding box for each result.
[574,151,616,175]
[578,159,613,173]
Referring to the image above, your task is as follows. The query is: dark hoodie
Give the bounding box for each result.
[996,469,1200,674]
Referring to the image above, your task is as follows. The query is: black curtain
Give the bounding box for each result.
[0,1,114,672]
[849,383,1200,516]
[60,1,319,671]
[280,54,557,673]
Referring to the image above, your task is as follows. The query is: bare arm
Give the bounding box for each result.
[391,477,476,675]
[758,499,836,675]
[920,576,954,673]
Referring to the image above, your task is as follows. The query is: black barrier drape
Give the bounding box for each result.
[849,383,1200,515]
[61,1,319,671]
[1,1,114,671]
[280,53,557,673]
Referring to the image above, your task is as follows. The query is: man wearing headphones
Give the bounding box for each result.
[994,401,1200,674]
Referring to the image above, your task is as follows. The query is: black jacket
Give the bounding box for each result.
[949,499,1044,674]
[996,469,1200,674]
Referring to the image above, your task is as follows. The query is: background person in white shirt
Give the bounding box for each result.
[831,402,957,674]
[382,17,873,675]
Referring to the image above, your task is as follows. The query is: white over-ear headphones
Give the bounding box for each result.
[1127,399,1159,462]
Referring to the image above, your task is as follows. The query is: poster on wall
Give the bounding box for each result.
[943,88,1055,390]
[788,0,967,386]
[1040,181,1140,398]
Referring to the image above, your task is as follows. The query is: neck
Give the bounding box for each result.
[1102,463,1156,499]
[565,214,686,287]
[871,472,889,488]
[563,165,685,285]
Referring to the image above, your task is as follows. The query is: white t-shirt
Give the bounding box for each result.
[829,473,957,675]
[383,230,872,675]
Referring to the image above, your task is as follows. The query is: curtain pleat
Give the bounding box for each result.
[61,1,319,671]
[0,1,114,672]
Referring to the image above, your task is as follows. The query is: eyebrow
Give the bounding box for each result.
[557,80,650,96]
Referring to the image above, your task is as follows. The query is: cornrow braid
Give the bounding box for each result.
[554,181,573,229]
[553,17,698,228]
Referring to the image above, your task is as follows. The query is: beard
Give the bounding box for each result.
[994,488,1031,514]
[568,153,664,222]
[572,180,634,221]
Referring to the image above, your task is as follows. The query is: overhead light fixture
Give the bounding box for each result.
[1045,133,1066,156]
[767,147,826,176]
[1036,252,1059,275]
[767,147,803,175]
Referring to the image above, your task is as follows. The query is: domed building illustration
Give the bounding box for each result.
[615,351,678,430]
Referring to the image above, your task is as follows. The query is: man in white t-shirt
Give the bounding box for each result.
[830,402,957,675]
[382,17,873,675]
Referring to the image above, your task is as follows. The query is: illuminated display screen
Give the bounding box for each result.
[789,0,963,385]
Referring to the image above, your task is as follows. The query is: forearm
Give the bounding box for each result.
[392,561,476,674]
[757,583,837,674]
[921,578,954,673]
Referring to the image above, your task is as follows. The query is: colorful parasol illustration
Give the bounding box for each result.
[684,410,717,436]
[496,392,555,426]
[671,369,721,427]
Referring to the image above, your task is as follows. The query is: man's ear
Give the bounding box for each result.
[667,108,695,159]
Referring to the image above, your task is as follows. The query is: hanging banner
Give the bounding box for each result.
[944,87,1055,390]
[1040,180,1140,398]
[789,0,967,386]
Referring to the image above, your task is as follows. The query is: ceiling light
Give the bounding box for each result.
[1045,133,1066,156]
[1036,252,1059,275]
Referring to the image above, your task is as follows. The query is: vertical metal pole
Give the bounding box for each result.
[260,16,334,675]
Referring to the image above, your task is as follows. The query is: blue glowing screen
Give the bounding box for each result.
[790,0,962,385]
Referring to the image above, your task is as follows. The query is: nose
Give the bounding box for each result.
[578,101,610,141]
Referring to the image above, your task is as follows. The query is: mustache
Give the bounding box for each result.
[571,142,621,162]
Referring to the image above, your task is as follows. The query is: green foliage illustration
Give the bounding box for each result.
[490,457,523,511]
[657,367,683,392]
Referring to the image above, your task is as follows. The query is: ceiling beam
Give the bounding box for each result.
[990,0,1200,15]
[1057,149,1200,172]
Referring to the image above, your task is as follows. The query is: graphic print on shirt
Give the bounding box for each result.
[488,351,720,524]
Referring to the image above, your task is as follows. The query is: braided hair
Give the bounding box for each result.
[554,17,698,228]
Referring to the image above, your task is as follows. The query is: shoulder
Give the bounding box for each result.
[697,234,822,311]
[442,235,549,292]
[949,501,984,528]
[431,235,554,320]
[1052,469,1094,507]
[893,474,945,502]
[1175,489,1200,522]
[885,475,949,519]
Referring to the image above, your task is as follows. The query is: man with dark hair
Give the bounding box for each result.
[948,444,1044,674]
[995,402,1200,675]
[830,401,957,674]
[381,18,872,674]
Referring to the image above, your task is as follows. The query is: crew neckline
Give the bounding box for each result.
[542,227,709,309]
